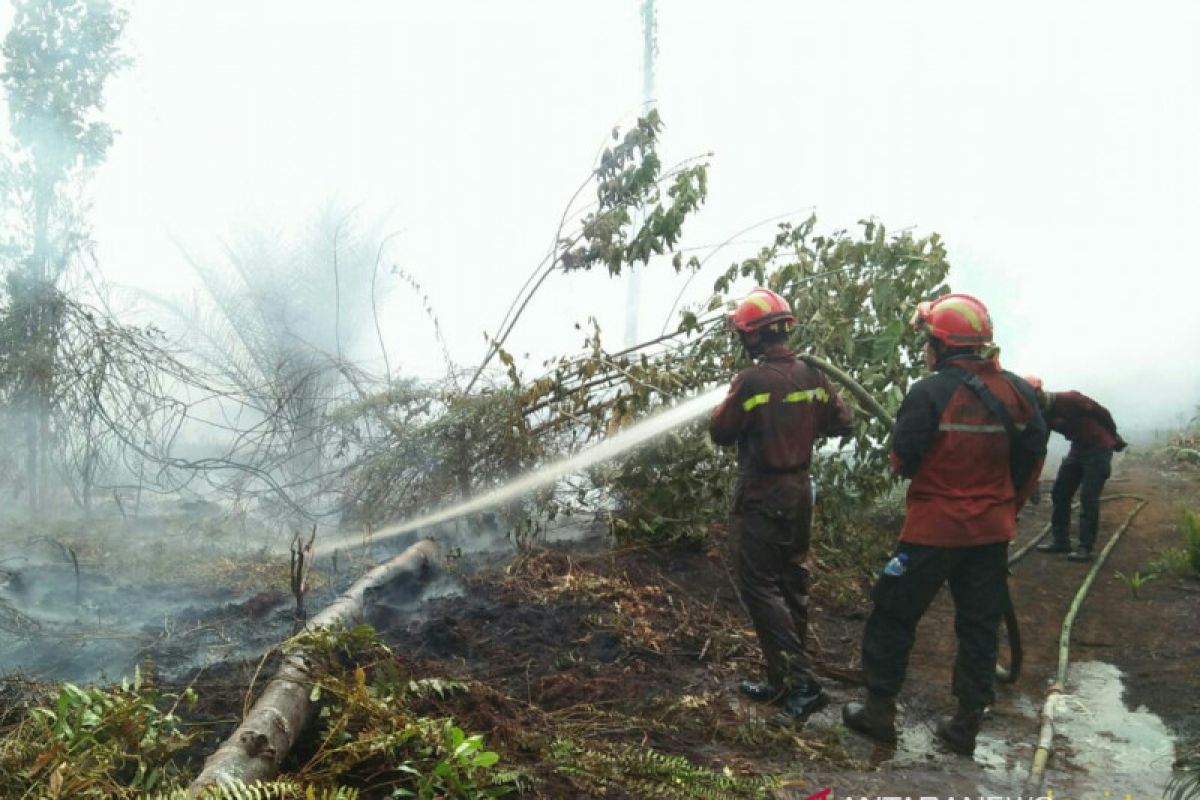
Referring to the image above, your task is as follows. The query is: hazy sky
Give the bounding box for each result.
[14,1,1200,428]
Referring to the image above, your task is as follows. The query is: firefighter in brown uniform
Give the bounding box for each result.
[709,288,854,723]
[841,293,1047,754]
[1024,377,1128,562]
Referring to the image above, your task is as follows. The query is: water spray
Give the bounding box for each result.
[314,385,729,557]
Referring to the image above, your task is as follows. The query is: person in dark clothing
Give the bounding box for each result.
[1026,377,1127,562]
[841,293,1047,755]
[709,287,854,724]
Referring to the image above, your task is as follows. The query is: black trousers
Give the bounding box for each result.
[1050,448,1113,550]
[861,541,1008,710]
[731,493,817,692]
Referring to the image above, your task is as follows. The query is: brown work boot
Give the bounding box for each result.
[841,692,897,744]
[935,705,985,755]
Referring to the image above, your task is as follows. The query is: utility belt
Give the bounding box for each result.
[733,478,813,548]
[740,458,811,477]
[734,473,811,522]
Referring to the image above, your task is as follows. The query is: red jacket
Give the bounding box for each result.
[1044,390,1120,453]
[890,357,1046,547]
[709,345,853,504]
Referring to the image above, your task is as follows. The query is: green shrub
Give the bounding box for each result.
[1149,509,1200,579]
[288,626,518,799]
[598,422,735,548]
[0,667,195,798]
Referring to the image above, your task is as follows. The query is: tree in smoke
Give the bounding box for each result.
[162,208,400,522]
[0,0,130,510]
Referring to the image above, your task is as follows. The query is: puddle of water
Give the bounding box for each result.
[826,662,1176,796]
[1043,661,1176,795]
[884,712,1034,792]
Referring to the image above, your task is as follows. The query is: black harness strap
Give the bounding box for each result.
[942,367,1021,438]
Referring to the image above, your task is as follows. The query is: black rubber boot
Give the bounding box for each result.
[770,685,829,726]
[737,680,782,703]
[1036,531,1071,554]
[1067,547,1094,563]
[841,692,897,743]
[935,706,984,755]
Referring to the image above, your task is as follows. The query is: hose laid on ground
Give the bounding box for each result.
[1024,497,1147,793]
[1009,520,1054,564]
[1000,492,1145,684]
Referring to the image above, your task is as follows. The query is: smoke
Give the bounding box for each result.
[2,0,1196,684]
[313,386,727,557]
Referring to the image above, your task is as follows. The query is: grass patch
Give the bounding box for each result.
[1150,509,1200,579]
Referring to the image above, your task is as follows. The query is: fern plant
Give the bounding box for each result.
[549,738,779,799]
[155,782,359,800]
[1166,766,1200,800]
[279,629,517,798]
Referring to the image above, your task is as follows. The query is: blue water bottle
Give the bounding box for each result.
[883,553,909,577]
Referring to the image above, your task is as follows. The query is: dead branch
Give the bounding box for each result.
[289,525,316,627]
[189,538,441,795]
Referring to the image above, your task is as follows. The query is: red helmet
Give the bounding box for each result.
[1023,375,1044,391]
[728,288,796,334]
[910,293,992,347]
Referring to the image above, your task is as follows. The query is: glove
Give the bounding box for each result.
[1114,436,1128,452]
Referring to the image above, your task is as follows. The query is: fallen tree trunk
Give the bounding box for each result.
[189,538,441,795]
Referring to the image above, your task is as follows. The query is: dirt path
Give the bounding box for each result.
[798,455,1199,797]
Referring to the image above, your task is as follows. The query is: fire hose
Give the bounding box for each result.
[1020,495,1147,792]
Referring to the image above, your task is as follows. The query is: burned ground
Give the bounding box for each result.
[1,454,1196,798]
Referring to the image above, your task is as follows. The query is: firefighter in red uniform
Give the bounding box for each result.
[841,293,1047,754]
[709,288,854,724]
[1026,377,1128,562]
